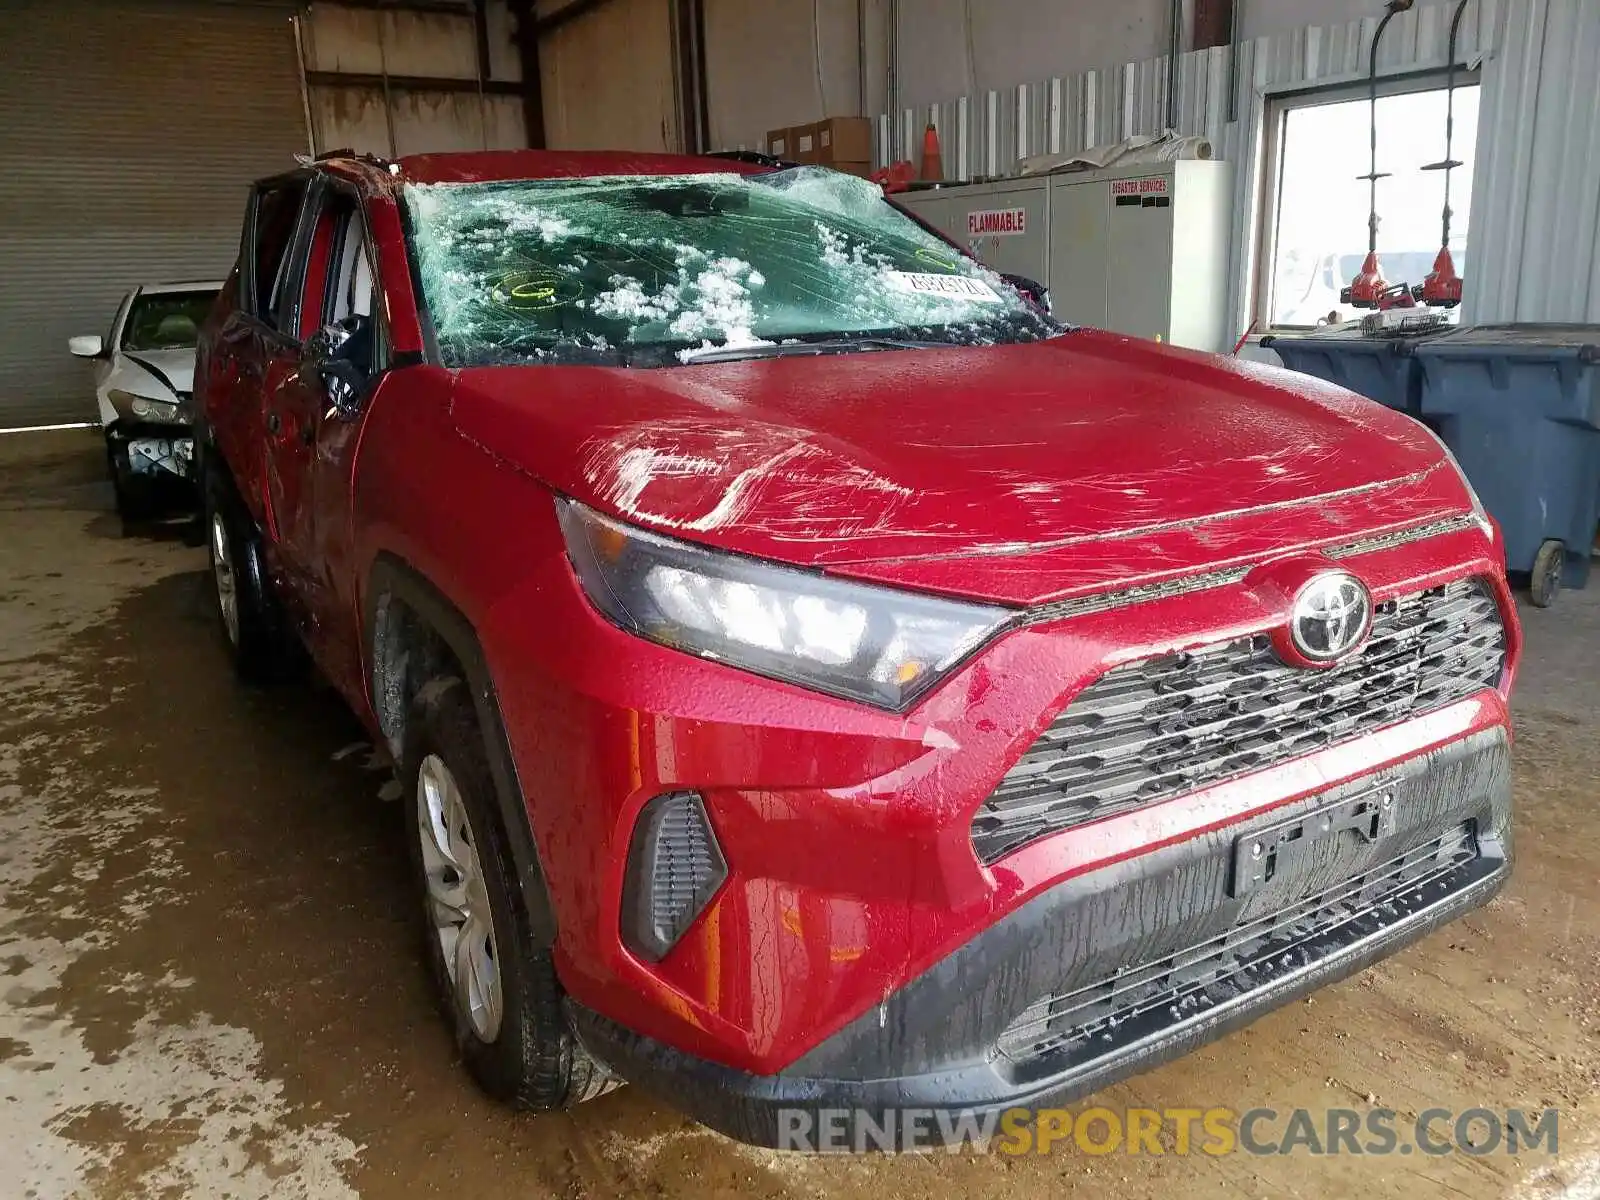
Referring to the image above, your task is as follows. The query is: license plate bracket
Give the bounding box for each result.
[1230,788,1398,898]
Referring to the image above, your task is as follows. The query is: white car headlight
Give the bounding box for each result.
[557,499,1012,710]
[109,388,183,425]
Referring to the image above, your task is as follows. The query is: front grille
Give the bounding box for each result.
[997,823,1479,1066]
[974,578,1506,863]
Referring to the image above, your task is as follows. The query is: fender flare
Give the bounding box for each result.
[366,554,558,947]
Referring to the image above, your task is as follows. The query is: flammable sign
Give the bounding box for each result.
[967,208,1028,237]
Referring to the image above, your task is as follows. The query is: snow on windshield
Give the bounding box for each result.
[404,167,1048,367]
[589,253,766,349]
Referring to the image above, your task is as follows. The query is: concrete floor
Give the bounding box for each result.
[0,427,1596,1199]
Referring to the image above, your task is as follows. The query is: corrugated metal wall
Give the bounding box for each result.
[892,0,1171,112]
[1465,0,1600,323]
[301,2,528,156]
[875,0,1504,339]
[879,18,1500,177]
[0,0,305,430]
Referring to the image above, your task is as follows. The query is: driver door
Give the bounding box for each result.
[276,181,384,704]
[261,186,331,609]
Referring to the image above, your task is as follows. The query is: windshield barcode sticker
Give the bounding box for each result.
[885,272,1004,303]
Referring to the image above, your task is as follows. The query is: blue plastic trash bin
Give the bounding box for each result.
[1263,328,1440,415]
[1414,324,1600,605]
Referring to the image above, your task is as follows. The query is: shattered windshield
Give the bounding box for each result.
[403,167,1057,367]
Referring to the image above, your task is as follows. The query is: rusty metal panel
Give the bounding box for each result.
[303,3,492,79]
[311,86,526,157]
[376,8,478,79]
[485,0,523,83]
[482,94,529,149]
[301,3,386,74]
[541,0,677,152]
[392,90,488,156]
[311,85,395,157]
[0,0,304,429]
[303,1,528,158]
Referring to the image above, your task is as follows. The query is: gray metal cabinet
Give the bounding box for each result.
[898,161,1234,352]
[1046,176,1108,331]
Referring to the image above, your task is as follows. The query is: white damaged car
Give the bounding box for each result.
[69,280,222,519]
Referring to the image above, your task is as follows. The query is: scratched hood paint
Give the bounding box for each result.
[449,330,1470,605]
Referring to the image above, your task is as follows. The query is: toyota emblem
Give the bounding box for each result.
[1289,572,1373,662]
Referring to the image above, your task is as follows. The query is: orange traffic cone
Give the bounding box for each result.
[920,123,943,181]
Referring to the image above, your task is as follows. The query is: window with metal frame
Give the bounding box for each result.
[1255,75,1480,330]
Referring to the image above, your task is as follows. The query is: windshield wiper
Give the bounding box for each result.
[677,336,951,365]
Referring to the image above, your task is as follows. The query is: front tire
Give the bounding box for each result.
[202,463,303,682]
[402,678,611,1109]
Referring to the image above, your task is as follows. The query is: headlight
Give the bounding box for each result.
[557,499,1013,710]
[109,388,182,425]
[1414,421,1490,535]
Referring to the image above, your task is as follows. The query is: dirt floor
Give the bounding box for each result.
[0,427,1596,1199]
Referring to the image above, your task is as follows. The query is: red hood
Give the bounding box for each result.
[449,330,1472,606]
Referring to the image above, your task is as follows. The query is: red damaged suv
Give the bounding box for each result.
[196,149,1517,1145]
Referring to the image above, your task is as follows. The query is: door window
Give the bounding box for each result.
[324,206,379,375]
[297,194,344,340]
[327,217,374,326]
[296,186,379,375]
[250,180,310,332]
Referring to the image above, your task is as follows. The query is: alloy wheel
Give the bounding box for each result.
[416,753,503,1042]
[210,511,240,648]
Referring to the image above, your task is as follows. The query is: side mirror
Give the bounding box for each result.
[319,359,367,420]
[68,334,104,358]
[303,320,370,420]
[1001,274,1051,314]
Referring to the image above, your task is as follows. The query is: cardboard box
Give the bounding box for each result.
[813,117,872,165]
[791,124,820,163]
[767,124,822,162]
[768,119,872,165]
[831,161,873,179]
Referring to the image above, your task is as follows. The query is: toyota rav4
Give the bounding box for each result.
[194,149,1518,1146]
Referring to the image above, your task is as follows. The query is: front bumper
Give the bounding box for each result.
[571,728,1511,1147]
[480,509,1518,1132]
[107,421,195,480]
